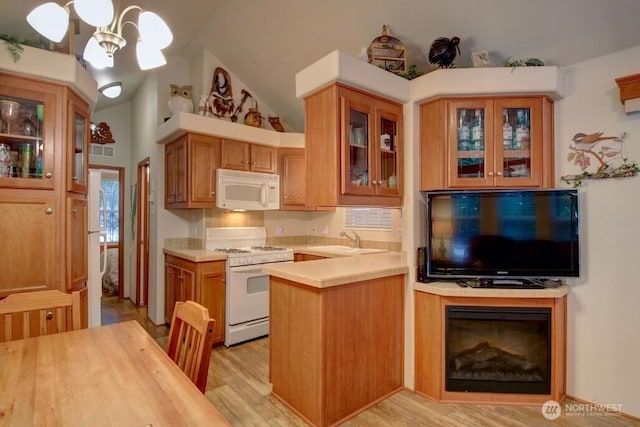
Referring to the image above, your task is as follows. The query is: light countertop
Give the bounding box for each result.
[262,251,408,288]
[414,281,569,298]
[163,248,227,263]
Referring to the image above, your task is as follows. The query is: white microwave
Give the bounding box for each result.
[216,169,280,210]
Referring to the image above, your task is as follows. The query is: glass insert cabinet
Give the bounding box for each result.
[420,96,554,191]
[0,94,49,185]
[0,76,89,193]
[343,94,401,197]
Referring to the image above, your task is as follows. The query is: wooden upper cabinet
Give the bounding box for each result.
[165,133,220,209]
[220,139,277,174]
[304,83,403,207]
[278,148,306,210]
[420,96,554,191]
[0,73,62,191]
[66,90,90,194]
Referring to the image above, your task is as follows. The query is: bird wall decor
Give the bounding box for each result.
[561,131,639,186]
[428,36,461,68]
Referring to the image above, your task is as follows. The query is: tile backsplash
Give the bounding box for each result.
[204,209,264,228]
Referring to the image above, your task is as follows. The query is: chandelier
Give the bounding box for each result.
[26,0,173,71]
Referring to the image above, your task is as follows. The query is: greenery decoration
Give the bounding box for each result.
[0,34,42,63]
[380,63,425,80]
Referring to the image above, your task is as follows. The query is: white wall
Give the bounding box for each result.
[555,45,640,417]
[90,102,133,299]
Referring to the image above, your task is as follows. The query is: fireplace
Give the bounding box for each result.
[414,288,567,405]
[445,306,551,394]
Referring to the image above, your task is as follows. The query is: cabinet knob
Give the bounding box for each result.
[252,161,256,165]
[45,172,52,178]
[72,175,78,180]
[242,160,249,164]
[488,171,494,176]
[496,171,503,176]
[46,311,54,320]
[71,208,77,214]
[45,207,53,215]
[211,191,215,195]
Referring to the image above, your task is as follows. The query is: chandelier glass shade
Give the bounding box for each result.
[27,0,173,71]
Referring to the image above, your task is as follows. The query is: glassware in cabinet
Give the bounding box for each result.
[0,95,46,181]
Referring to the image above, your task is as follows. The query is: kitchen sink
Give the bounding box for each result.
[307,245,389,255]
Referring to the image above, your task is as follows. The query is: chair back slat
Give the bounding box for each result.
[0,289,84,342]
[167,300,215,393]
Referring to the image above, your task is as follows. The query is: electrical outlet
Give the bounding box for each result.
[397,227,403,238]
[277,226,284,234]
[311,225,318,233]
[322,226,328,236]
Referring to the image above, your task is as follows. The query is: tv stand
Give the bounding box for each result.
[455,279,559,289]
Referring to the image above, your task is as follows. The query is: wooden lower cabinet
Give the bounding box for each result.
[270,274,404,427]
[66,195,88,291]
[164,255,226,345]
[293,253,326,262]
[0,191,56,296]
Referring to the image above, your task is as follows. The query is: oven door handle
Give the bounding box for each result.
[229,260,293,274]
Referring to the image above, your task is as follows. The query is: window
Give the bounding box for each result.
[100,175,120,243]
[344,207,392,230]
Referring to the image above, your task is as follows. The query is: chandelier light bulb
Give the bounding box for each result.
[26,2,70,43]
[73,0,114,27]
[83,36,113,69]
[138,11,173,49]
[26,0,173,71]
[136,40,166,70]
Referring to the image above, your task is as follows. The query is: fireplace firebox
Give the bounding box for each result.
[446,306,551,394]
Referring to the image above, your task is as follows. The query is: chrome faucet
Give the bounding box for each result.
[340,230,362,248]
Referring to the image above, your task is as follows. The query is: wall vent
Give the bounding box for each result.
[90,143,115,158]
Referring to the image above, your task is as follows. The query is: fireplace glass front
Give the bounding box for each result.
[445,305,551,394]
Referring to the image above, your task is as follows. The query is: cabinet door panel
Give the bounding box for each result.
[0,193,56,296]
[0,74,61,190]
[447,99,495,188]
[342,95,375,196]
[199,270,226,344]
[221,139,250,171]
[191,136,218,203]
[67,196,88,290]
[250,144,276,173]
[165,264,177,324]
[67,91,89,194]
[493,98,545,187]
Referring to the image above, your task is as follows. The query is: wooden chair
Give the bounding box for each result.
[0,289,83,342]
[166,300,216,393]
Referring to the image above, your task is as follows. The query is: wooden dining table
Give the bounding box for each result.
[0,320,230,426]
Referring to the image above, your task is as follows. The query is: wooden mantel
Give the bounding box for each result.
[615,73,640,113]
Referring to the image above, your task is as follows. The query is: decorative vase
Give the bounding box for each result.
[244,107,262,128]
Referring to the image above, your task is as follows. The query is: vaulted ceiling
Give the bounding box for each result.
[3,0,640,132]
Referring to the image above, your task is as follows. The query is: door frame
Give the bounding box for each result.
[136,158,150,307]
[89,164,125,299]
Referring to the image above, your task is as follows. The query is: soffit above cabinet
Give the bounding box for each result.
[156,112,305,148]
[295,50,565,104]
[0,42,98,110]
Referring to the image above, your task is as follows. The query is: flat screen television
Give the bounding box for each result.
[423,189,580,283]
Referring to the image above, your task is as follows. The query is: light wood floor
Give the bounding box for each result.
[101,297,639,426]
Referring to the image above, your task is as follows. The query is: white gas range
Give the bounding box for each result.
[205,227,293,346]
